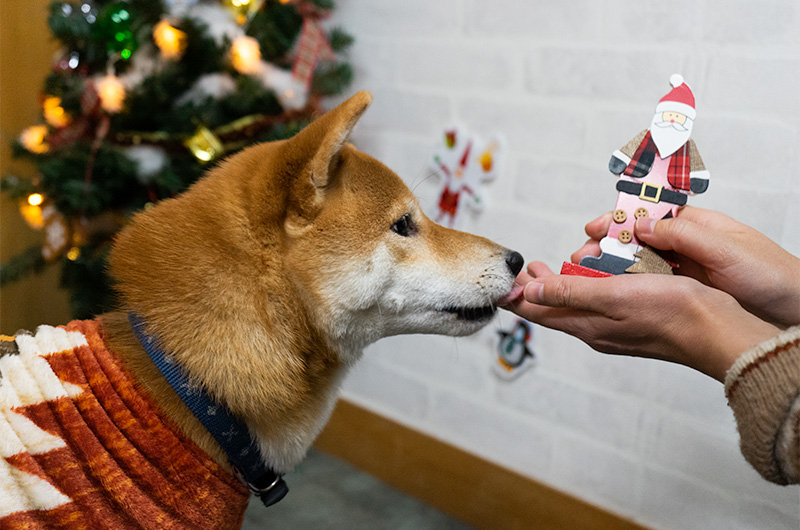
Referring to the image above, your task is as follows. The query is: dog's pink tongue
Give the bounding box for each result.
[496,283,525,307]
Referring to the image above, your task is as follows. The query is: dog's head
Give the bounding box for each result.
[274,92,524,353]
[111,92,523,360]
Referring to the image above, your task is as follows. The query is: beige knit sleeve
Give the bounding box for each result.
[724,326,800,484]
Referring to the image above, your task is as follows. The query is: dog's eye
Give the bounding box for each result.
[391,214,415,237]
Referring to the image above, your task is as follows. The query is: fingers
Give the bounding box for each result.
[634,215,725,267]
[676,206,738,231]
[585,212,612,240]
[526,261,555,279]
[522,273,621,314]
[570,239,601,264]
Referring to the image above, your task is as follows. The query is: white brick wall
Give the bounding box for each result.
[328,1,800,527]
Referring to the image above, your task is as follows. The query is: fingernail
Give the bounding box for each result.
[523,280,544,304]
[636,217,655,237]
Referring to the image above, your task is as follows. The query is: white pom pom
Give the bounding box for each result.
[669,73,684,88]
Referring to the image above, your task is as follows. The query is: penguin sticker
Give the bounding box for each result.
[494,319,536,381]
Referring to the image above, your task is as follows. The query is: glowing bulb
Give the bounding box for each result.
[67,247,81,261]
[230,36,262,75]
[153,19,187,60]
[19,125,49,154]
[43,96,70,128]
[27,193,44,206]
[96,74,126,113]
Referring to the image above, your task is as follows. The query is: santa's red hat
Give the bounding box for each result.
[655,74,696,120]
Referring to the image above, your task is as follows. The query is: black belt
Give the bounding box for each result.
[616,180,687,206]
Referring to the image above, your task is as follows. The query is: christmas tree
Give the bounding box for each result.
[1,0,353,318]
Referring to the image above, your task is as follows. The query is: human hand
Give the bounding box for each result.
[567,207,800,328]
[504,262,781,381]
[635,207,800,328]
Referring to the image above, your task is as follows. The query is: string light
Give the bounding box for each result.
[222,0,265,25]
[43,97,71,128]
[67,247,81,261]
[96,74,126,113]
[19,125,50,154]
[20,194,46,230]
[230,36,262,74]
[153,19,187,60]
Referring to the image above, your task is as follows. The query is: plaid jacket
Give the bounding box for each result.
[620,129,706,191]
[0,320,248,529]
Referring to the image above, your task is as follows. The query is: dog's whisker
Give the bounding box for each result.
[411,167,444,195]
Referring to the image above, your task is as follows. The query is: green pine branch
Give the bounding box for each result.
[4,0,354,318]
[0,175,37,201]
[312,61,353,96]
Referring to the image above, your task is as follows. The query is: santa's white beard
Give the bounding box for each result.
[650,113,693,157]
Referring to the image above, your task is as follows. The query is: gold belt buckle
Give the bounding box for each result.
[639,182,662,203]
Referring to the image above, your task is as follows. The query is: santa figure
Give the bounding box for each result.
[429,126,502,229]
[581,74,710,274]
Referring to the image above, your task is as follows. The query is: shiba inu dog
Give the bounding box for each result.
[0,92,523,528]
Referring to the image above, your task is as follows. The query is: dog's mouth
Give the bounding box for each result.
[441,305,497,322]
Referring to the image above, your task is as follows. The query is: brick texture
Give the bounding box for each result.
[331,0,800,526]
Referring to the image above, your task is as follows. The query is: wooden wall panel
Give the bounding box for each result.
[315,400,647,530]
[0,0,71,333]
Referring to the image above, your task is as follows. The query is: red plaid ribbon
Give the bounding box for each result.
[624,130,691,190]
[291,17,334,90]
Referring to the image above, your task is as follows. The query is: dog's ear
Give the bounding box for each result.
[289,91,372,190]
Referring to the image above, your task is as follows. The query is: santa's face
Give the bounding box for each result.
[650,111,693,157]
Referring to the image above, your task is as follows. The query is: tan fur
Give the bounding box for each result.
[105,92,520,474]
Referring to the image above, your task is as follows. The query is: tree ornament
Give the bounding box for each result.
[41,205,70,262]
[19,125,50,154]
[95,74,126,113]
[220,0,265,26]
[43,96,71,128]
[184,126,224,162]
[291,15,334,91]
[153,19,187,60]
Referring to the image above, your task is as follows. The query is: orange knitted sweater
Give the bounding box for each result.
[0,320,248,529]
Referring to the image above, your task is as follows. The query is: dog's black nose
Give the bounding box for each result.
[505,251,524,276]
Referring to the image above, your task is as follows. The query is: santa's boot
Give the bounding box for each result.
[579,236,637,275]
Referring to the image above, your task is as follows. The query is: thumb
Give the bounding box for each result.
[635,216,719,264]
[523,275,616,313]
